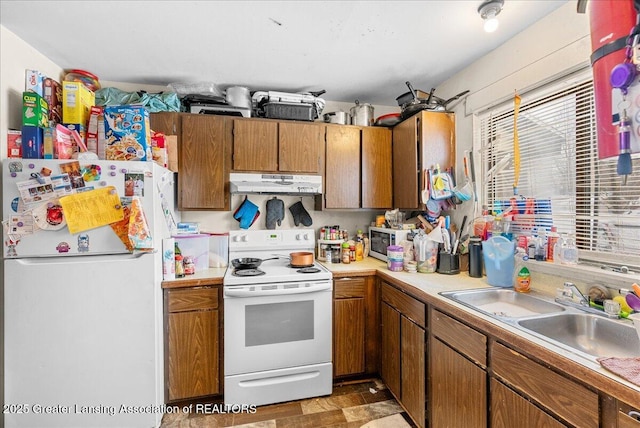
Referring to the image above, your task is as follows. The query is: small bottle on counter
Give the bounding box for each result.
[342,242,351,264]
[175,254,185,278]
[350,243,356,262]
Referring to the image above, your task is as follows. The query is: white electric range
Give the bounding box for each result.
[223,229,333,407]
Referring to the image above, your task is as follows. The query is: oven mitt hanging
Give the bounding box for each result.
[233,197,260,229]
[289,201,313,227]
[266,197,285,230]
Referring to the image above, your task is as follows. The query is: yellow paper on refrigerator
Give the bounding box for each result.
[128,197,153,251]
[59,186,124,234]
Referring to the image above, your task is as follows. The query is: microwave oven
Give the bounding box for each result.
[368,227,410,261]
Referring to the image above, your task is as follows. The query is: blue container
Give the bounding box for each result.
[482,236,515,287]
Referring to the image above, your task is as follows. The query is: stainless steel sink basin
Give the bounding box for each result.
[440,288,565,318]
[517,313,640,359]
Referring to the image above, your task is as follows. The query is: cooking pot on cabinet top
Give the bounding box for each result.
[350,100,374,126]
[323,111,351,125]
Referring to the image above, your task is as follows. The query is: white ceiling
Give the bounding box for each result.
[1,0,568,105]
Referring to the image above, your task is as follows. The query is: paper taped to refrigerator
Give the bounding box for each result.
[59,186,124,234]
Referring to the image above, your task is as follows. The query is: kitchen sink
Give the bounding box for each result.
[517,313,640,359]
[440,288,565,319]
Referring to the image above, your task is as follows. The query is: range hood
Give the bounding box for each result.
[229,173,322,195]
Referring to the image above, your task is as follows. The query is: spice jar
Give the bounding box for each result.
[342,242,351,264]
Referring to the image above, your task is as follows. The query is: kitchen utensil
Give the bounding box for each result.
[421,169,429,204]
[626,292,640,311]
[350,100,374,126]
[231,257,279,270]
[323,111,351,125]
[374,113,401,127]
[289,251,314,267]
[225,86,252,109]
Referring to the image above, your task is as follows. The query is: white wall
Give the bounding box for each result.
[436,0,591,226]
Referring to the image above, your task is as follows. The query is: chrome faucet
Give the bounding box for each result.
[555,282,618,318]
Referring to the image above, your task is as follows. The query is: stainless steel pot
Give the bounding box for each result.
[323,111,351,125]
[225,86,251,109]
[350,100,374,126]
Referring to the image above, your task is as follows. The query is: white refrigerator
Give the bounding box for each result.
[2,159,178,428]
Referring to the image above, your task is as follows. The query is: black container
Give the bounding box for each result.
[469,236,483,278]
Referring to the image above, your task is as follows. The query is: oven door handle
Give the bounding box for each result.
[224,282,331,297]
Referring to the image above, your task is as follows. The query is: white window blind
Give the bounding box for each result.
[477,71,640,268]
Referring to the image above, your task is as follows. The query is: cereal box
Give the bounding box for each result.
[21,126,43,159]
[43,77,62,123]
[23,91,49,128]
[104,105,151,161]
[7,130,22,158]
[25,69,44,96]
[62,81,95,126]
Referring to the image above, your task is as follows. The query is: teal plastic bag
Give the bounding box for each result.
[95,88,181,112]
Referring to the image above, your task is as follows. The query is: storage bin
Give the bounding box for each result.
[173,234,210,272]
[208,233,229,268]
[482,236,515,287]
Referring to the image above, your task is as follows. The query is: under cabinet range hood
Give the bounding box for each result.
[230,173,322,195]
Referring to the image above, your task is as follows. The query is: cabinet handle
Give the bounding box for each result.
[629,410,640,421]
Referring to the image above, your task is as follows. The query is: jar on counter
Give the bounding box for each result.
[183,256,195,275]
[342,242,351,264]
[331,245,341,264]
[387,245,404,272]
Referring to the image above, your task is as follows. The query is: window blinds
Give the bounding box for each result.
[477,74,640,268]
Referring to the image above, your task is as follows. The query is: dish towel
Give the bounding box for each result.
[597,357,640,387]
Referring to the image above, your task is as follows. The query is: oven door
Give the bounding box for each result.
[223,280,332,376]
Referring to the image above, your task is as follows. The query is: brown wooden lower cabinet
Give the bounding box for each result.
[333,276,378,378]
[491,378,565,428]
[165,286,221,401]
[380,281,426,428]
[618,400,640,428]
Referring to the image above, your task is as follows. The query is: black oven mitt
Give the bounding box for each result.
[266,197,285,229]
[289,201,313,227]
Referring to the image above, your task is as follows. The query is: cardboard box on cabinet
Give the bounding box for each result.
[103,105,151,161]
[62,81,94,126]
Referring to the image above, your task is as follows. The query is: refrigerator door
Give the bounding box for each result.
[4,253,164,428]
[2,159,176,258]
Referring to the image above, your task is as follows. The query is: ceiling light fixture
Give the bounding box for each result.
[478,0,504,33]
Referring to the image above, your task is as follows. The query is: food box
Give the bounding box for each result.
[25,69,44,96]
[21,126,43,159]
[22,91,49,128]
[43,77,62,123]
[62,123,86,155]
[7,130,22,158]
[104,105,151,161]
[166,135,178,172]
[62,81,95,126]
[86,106,104,157]
[43,127,54,159]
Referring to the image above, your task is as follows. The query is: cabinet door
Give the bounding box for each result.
[324,126,360,208]
[380,302,401,399]
[333,297,365,376]
[150,112,181,136]
[491,379,565,428]
[430,338,486,428]
[401,316,425,428]
[362,127,392,209]
[279,122,324,173]
[232,119,278,171]
[180,115,230,210]
[167,309,219,401]
[392,115,420,209]
[420,111,455,171]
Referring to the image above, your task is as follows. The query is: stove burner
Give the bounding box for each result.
[297,267,321,274]
[233,268,266,277]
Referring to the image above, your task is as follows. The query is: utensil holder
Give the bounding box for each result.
[437,252,460,275]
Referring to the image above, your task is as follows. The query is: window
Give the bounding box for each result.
[476,69,640,268]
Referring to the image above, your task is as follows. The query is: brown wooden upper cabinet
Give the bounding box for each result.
[319,125,392,210]
[232,118,324,174]
[392,111,455,210]
[150,112,231,211]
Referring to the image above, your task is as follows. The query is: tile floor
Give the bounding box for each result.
[160,379,416,428]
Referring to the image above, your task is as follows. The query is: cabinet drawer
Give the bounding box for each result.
[335,277,365,299]
[491,342,598,428]
[167,287,219,313]
[619,400,640,428]
[431,310,486,367]
[381,282,425,328]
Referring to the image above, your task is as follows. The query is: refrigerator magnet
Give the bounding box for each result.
[32,201,66,231]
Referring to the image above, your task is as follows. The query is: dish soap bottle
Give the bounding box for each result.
[513,248,531,293]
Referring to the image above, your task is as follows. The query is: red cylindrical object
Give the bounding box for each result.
[588,0,636,159]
